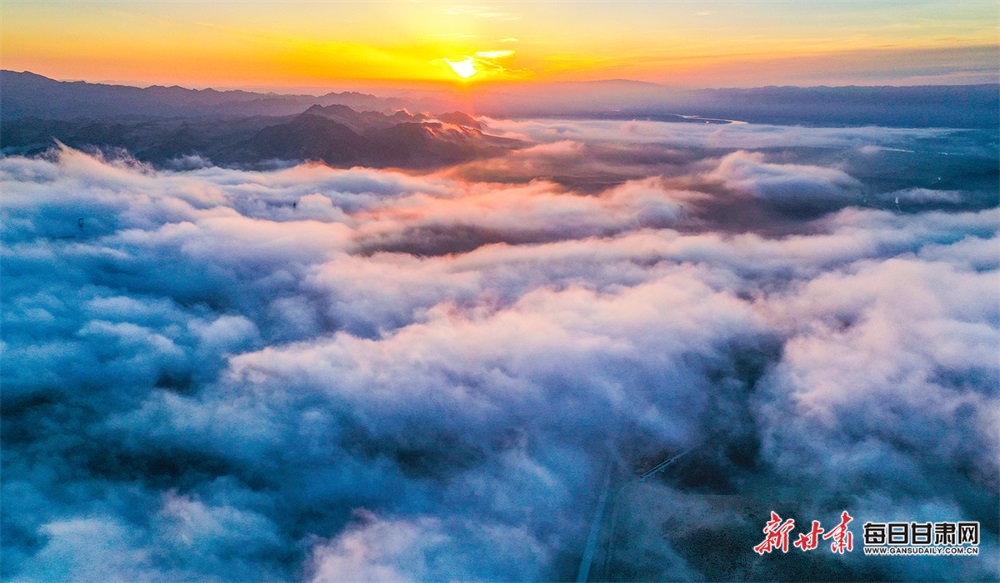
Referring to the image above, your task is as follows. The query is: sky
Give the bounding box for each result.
[2,0,998,89]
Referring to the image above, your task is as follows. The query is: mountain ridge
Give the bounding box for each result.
[0,88,524,170]
[0,70,413,119]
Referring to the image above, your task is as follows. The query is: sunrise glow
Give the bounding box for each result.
[446,57,478,79]
[2,1,995,88]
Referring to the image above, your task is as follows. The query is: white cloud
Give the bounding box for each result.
[2,120,996,582]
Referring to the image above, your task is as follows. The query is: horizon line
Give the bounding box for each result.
[6,69,999,98]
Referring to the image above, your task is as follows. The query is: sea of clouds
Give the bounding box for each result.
[2,119,997,581]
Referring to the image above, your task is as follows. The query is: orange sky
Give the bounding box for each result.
[3,1,997,89]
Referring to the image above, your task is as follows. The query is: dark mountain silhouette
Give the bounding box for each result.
[0,81,524,170]
[6,69,996,130]
[478,82,999,128]
[645,85,1000,128]
[231,110,517,168]
[242,113,372,164]
[0,71,522,169]
[2,115,280,162]
[0,70,413,119]
[4,70,996,171]
[299,104,427,132]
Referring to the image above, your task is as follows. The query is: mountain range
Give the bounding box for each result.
[2,70,997,170]
[1,71,520,169]
[0,70,418,119]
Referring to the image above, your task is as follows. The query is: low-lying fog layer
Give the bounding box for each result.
[2,119,997,581]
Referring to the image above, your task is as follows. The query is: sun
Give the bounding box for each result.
[445,57,478,79]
